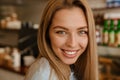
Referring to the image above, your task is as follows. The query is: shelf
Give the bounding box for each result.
[97,46,120,58]
[92,7,120,11]
[0,29,37,47]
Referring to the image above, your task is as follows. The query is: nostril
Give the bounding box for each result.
[66,36,77,47]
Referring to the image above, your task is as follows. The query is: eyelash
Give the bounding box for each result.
[78,30,88,35]
[78,30,88,36]
[55,30,88,36]
[56,31,66,35]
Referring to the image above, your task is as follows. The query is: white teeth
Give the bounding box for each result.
[64,51,76,54]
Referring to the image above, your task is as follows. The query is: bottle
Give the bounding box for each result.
[106,0,113,8]
[11,48,21,71]
[103,20,109,46]
[7,13,21,29]
[116,19,120,47]
[0,19,7,29]
[96,25,101,45]
[108,20,115,46]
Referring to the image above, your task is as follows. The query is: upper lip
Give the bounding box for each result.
[61,49,79,52]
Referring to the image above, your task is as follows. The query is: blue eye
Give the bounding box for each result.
[56,31,66,35]
[78,30,88,35]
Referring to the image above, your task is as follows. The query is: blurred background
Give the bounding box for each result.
[0,0,120,80]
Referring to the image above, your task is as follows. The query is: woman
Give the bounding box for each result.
[25,0,98,80]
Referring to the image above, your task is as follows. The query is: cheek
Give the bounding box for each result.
[50,35,66,49]
[79,37,88,47]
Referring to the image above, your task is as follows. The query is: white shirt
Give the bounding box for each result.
[25,57,76,80]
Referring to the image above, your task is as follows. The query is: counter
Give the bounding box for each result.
[0,68,24,80]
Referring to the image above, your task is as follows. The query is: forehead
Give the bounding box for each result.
[54,6,84,17]
[51,7,87,28]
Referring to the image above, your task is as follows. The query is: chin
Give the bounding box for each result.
[63,60,77,65]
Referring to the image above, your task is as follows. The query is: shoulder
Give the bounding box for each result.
[35,57,51,74]
[25,57,51,80]
[37,57,50,69]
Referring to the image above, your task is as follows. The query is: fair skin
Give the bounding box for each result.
[49,7,88,65]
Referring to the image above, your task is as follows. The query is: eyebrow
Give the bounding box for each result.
[52,26,68,30]
[52,25,88,30]
[77,26,88,30]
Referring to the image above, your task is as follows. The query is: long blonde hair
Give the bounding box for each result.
[37,0,98,80]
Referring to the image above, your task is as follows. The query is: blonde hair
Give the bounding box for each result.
[37,0,98,80]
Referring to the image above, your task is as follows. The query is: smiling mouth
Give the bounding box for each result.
[62,49,79,55]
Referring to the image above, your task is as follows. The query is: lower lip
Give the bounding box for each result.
[62,51,77,58]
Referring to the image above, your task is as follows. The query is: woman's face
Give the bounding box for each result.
[49,7,88,65]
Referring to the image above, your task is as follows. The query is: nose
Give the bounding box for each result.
[66,34,77,48]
